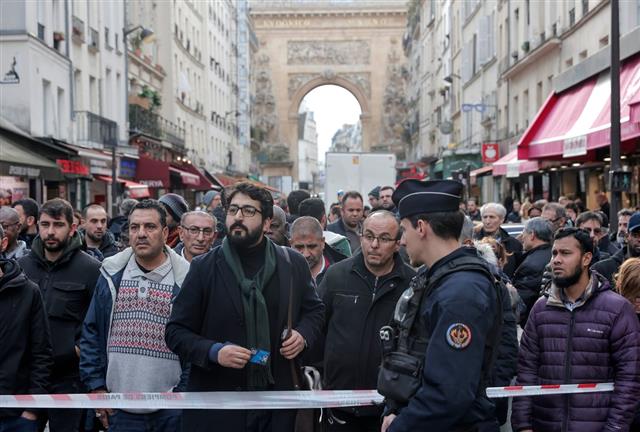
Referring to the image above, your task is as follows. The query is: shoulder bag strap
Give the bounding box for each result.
[281,246,302,390]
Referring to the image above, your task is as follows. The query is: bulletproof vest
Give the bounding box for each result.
[393,255,504,386]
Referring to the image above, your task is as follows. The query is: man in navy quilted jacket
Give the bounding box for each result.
[512,227,640,432]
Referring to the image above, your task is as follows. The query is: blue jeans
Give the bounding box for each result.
[108,410,181,432]
[0,417,38,432]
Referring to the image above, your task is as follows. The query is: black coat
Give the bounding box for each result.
[165,244,325,432]
[474,227,523,278]
[592,247,628,286]
[18,233,101,382]
[512,243,552,321]
[318,252,415,416]
[0,259,53,419]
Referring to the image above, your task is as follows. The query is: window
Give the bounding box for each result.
[582,0,589,16]
[569,8,576,26]
[523,89,529,127]
[43,80,52,135]
[536,81,543,108]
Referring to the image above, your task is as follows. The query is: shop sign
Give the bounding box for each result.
[9,165,40,177]
[507,162,520,178]
[90,159,111,176]
[139,179,164,187]
[562,135,587,158]
[481,143,500,163]
[119,159,137,178]
[56,159,90,176]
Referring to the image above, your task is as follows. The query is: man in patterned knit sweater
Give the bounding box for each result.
[79,199,190,432]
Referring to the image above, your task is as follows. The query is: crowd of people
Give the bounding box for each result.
[0,181,639,432]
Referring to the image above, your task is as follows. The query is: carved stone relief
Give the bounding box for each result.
[380,49,408,158]
[287,72,371,98]
[252,54,279,145]
[287,40,371,65]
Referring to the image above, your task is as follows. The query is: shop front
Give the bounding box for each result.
[517,52,640,209]
[135,157,171,198]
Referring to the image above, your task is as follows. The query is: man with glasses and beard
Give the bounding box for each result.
[166,182,324,432]
[512,228,640,432]
[18,198,101,432]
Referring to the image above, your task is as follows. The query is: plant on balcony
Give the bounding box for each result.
[139,86,162,111]
[522,41,530,53]
[53,31,65,41]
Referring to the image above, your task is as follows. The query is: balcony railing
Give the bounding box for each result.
[129,104,161,138]
[75,111,118,148]
[129,104,186,150]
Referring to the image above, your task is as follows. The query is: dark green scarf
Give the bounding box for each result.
[222,237,277,389]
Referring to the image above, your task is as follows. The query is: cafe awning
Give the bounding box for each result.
[135,157,170,188]
[493,149,540,178]
[94,175,150,199]
[172,163,215,190]
[518,53,640,160]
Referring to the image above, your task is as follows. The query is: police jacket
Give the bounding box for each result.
[319,252,415,415]
[19,233,101,381]
[387,247,501,432]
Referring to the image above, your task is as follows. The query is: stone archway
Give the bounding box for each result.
[250,3,408,183]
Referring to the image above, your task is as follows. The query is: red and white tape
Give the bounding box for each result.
[486,382,615,399]
[0,383,615,410]
[0,390,384,410]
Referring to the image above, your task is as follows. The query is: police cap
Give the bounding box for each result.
[392,179,463,219]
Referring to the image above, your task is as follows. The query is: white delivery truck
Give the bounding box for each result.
[324,152,397,205]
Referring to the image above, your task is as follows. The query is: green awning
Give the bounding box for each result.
[0,133,63,180]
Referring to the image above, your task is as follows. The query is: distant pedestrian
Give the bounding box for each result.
[473,202,523,277]
[378,186,396,213]
[80,204,118,260]
[593,211,640,285]
[299,197,351,258]
[159,194,189,248]
[0,206,28,260]
[467,198,481,221]
[176,211,217,262]
[265,205,289,247]
[108,198,138,242]
[327,191,364,254]
[12,198,40,249]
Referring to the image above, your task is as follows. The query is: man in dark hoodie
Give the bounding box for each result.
[0,225,53,432]
[12,197,40,249]
[79,204,118,260]
[18,198,101,432]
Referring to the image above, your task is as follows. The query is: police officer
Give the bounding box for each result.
[378,180,502,432]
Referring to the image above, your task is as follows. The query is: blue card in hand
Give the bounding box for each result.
[249,349,270,366]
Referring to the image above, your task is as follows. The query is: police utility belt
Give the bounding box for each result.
[377,255,504,405]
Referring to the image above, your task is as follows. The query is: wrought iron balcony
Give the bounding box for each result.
[75,111,118,148]
[129,105,186,150]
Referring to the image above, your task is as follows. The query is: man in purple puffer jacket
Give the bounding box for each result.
[512,227,640,432]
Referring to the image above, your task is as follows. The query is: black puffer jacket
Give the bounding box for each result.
[0,259,53,418]
[318,252,415,416]
[512,243,552,323]
[19,233,101,381]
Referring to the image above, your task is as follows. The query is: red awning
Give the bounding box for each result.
[213,173,241,187]
[470,165,493,177]
[493,149,540,177]
[135,157,170,188]
[170,164,214,190]
[518,53,640,160]
[94,175,150,199]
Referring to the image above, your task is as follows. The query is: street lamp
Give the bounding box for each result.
[112,23,154,216]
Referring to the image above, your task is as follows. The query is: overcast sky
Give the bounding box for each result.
[299,85,362,163]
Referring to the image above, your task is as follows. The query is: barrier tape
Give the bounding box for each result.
[0,383,615,410]
[486,383,615,399]
[0,390,384,410]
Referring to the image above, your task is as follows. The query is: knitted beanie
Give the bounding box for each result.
[159,193,189,221]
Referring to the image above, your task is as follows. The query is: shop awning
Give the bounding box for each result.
[135,157,170,188]
[170,166,202,188]
[493,149,540,177]
[173,163,215,190]
[0,133,63,180]
[518,53,640,160]
[470,165,493,177]
[213,173,241,187]
[94,175,150,199]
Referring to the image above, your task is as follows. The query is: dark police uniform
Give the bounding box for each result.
[378,180,502,432]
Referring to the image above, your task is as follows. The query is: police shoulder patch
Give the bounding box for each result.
[446,323,472,349]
